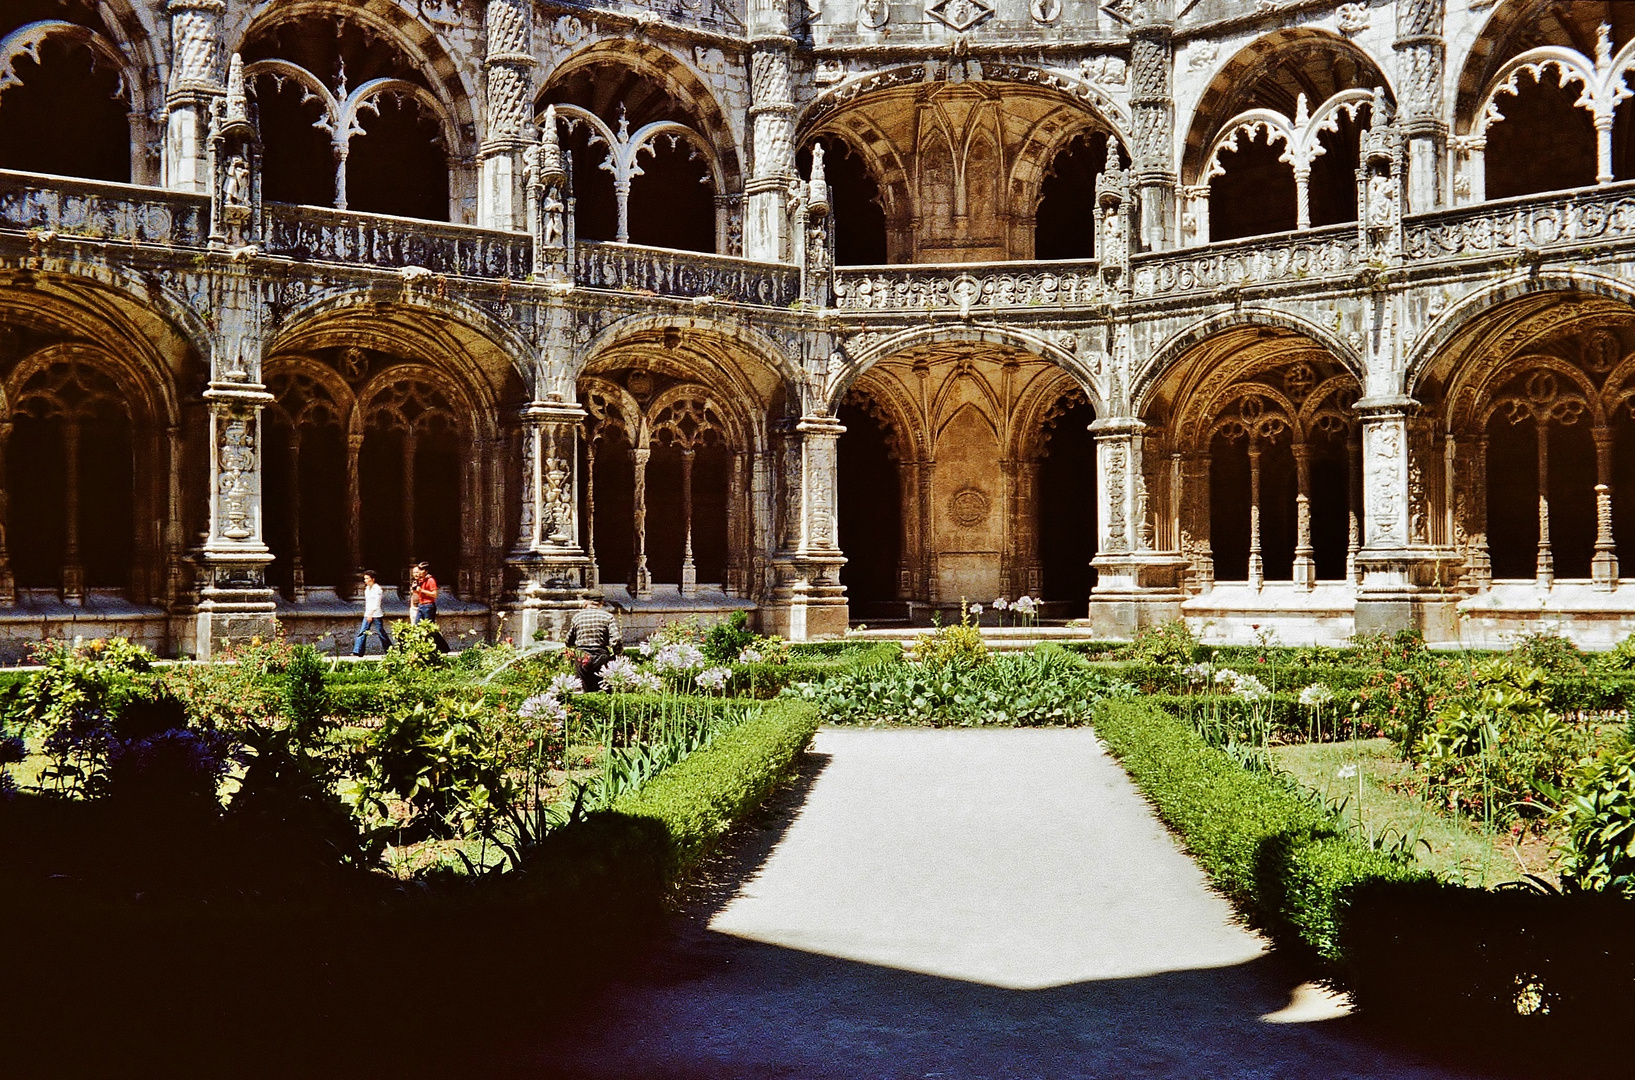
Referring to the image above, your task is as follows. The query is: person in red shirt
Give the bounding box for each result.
[413,561,450,653]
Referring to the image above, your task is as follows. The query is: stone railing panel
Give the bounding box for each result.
[833,260,1102,311]
[0,169,208,247]
[1131,225,1361,300]
[576,241,799,307]
[263,203,532,279]
[1404,181,1635,260]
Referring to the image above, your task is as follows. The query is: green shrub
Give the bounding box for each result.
[283,646,330,740]
[1129,619,1199,666]
[913,611,987,667]
[1553,739,1635,895]
[793,648,1131,727]
[703,611,758,664]
[611,699,820,877]
[1090,697,1425,962]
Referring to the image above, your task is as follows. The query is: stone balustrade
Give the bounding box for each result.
[0,169,208,248]
[575,240,801,307]
[833,260,1103,311]
[1130,223,1362,301]
[1402,180,1635,261]
[263,203,533,279]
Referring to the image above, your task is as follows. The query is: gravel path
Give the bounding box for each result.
[515,728,1491,1079]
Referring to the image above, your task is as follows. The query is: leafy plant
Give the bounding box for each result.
[703,611,758,664]
[1130,619,1199,666]
[1552,739,1635,895]
[283,645,330,741]
[913,603,988,668]
[384,621,445,676]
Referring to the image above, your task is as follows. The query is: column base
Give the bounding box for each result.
[505,551,593,643]
[761,554,848,641]
[1084,553,1188,639]
[1353,547,1464,642]
[186,556,278,660]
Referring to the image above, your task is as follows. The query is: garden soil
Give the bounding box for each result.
[502,728,1498,1079]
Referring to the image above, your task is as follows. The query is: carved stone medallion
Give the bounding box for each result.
[951,487,991,528]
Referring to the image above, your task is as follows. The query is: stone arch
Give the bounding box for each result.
[1404,272,1635,400]
[826,323,1099,416]
[267,286,535,406]
[1134,308,1364,415]
[1006,367,1091,463]
[540,38,742,194]
[231,0,476,140]
[575,313,803,410]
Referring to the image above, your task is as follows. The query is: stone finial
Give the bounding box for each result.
[808,141,829,214]
[222,53,253,137]
[539,104,566,183]
[1104,138,1121,175]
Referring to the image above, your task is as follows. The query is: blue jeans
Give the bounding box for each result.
[353,617,392,656]
[417,603,450,653]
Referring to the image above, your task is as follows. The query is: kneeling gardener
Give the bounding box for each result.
[566,597,622,691]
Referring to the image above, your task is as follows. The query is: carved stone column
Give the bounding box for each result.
[478,0,536,231]
[1535,416,1554,589]
[724,449,747,597]
[1178,451,1213,594]
[1128,1,1176,252]
[507,397,592,643]
[680,448,697,597]
[1347,430,1363,585]
[1593,428,1618,590]
[764,416,848,640]
[745,0,797,262]
[346,432,363,596]
[1088,418,1185,634]
[1394,0,1446,213]
[287,433,305,601]
[1292,443,1315,590]
[163,0,224,194]
[1353,396,1458,637]
[1247,436,1264,591]
[60,419,83,605]
[631,444,652,599]
[196,387,278,658]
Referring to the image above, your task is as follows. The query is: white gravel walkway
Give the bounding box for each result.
[521,728,1491,1079]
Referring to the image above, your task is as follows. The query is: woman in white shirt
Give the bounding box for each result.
[352,570,394,656]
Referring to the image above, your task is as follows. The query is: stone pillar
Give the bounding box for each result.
[680,447,697,597]
[400,431,417,587]
[764,416,848,640]
[1128,1,1176,252]
[163,0,224,194]
[1347,431,1363,585]
[507,397,592,643]
[1353,396,1456,638]
[0,419,18,605]
[1593,428,1618,590]
[1247,437,1264,591]
[61,419,83,605]
[477,0,537,231]
[1535,417,1554,589]
[1394,0,1447,213]
[196,387,278,658]
[1293,443,1316,590]
[1087,418,1185,635]
[346,433,363,596]
[745,0,797,262]
[287,434,305,601]
[631,445,652,599]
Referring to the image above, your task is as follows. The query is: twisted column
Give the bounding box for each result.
[1593,428,1618,590]
[478,0,537,230]
[1535,418,1553,589]
[1247,437,1264,590]
[1293,443,1315,590]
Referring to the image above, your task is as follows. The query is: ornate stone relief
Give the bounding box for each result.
[950,487,991,528]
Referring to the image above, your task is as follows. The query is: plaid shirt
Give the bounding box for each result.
[567,606,621,654]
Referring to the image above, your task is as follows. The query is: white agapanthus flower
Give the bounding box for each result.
[548,672,584,697]
[1298,683,1335,708]
[969,603,983,616]
[695,666,731,691]
[1013,595,1037,616]
[652,642,706,674]
[632,670,664,695]
[637,639,656,657]
[519,693,568,726]
[600,656,642,692]
[1337,764,1359,780]
[1213,668,1238,686]
[738,645,763,664]
[1230,673,1269,702]
[1182,662,1213,685]
[993,597,1009,611]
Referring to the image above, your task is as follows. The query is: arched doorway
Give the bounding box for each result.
[836,392,903,615]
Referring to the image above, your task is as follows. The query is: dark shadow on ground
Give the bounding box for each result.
[479,744,1530,1080]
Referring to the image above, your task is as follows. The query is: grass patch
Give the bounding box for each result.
[1272,738,1550,887]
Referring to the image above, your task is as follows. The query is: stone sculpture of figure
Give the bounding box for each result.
[857,0,888,30]
[808,141,829,212]
[1102,204,1126,265]
[1367,172,1395,229]
[1030,0,1061,22]
[223,154,249,207]
[543,188,565,247]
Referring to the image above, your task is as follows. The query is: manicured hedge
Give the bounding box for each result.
[728,641,902,697]
[1090,697,1424,961]
[1142,692,1365,740]
[610,698,821,878]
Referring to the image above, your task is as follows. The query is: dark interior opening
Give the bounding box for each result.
[360,426,406,591]
[836,401,900,603]
[798,140,888,265]
[587,430,635,588]
[1210,434,1251,580]
[1209,128,1298,241]
[1038,400,1098,606]
[0,37,130,183]
[1486,75,1597,199]
[1035,132,1107,261]
[346,95,449,221]
[627,138,715,252]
